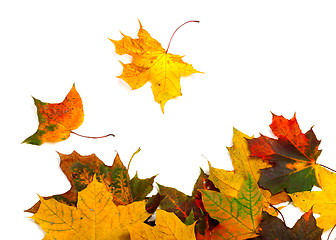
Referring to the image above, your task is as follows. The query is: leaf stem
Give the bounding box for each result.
[270,204,286,225]
[317,163,336,173]
[166,20,200,53]
[70,131,115,139]
[327,224,336,240]
[127,147,141,171]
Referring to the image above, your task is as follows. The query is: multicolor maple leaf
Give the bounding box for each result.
[248,113,321,194]
[23,84,84,145]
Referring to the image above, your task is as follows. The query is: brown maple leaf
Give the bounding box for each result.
[250,210,323,240]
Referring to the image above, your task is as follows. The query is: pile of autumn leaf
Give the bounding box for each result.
[25,112,335,239]
[23,21,336,239]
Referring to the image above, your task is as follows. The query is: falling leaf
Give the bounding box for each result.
[248,113,321,194]
[128,209,196,240]
[26,150,155,213]
[23,84,84,145]
[250,210,322,240]
[32,175,150,239]
[110,20,201,112]
[290,165,336,230]
[201,173,263,239]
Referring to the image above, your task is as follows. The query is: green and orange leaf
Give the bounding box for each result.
[201,174,263,239]
[26,150,156,213]
[23,84,84,145]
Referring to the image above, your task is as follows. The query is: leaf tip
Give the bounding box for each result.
[137,18,143,29]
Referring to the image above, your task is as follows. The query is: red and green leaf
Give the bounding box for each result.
[130,172,156,202]
[248,114,321,194]
[158,168,217,223]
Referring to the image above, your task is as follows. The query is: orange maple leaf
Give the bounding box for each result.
[110,20,201,112]
[23,84,84,145]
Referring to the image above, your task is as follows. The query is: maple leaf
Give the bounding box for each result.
[201,173,263,239]
[208,128,289,209]
[23,84,84,145]
[250,210,323,240]
[248,113,321,194]
[158,168,215,222]
[26,150,155,213]
[290,165,336,230]
[31,175,150,239]
[109,20,201,112]
[208,128,272,197]
[128,209,196,240]
[157,169,219,239]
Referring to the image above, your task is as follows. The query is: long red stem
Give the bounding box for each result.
[166,20,200,53]
[70,131,115,139]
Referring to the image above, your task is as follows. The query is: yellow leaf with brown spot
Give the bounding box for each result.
[128,209,196,240]
[23,84,84,145]
[109,20,201,112]
[31,176,150,239]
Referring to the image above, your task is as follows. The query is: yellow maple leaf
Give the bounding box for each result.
[109,20,201,112]
[209,128,289,210]
[209,128,270,197]
[290,165,336,230]
[31,175,150,239]
[128,209,196,240]
[208,161,244,198]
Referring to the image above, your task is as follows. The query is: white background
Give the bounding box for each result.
[1,0,336,239]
